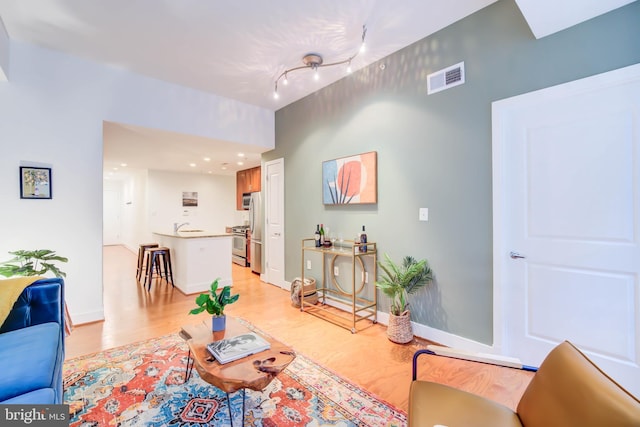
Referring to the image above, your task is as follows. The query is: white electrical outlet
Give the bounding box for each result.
[334,266,339,276]
[306,260,311,270]
[419,207,429,221]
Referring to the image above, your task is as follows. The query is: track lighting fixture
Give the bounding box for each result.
[273,25,367,100]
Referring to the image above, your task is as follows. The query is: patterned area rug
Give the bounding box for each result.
[63,323,407,426]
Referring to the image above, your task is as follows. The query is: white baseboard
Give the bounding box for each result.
[177,277,232,295]
[315,292,495,353]
[70,309,104,325]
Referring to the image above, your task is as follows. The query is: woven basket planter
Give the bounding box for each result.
[387,311,413,344]
[290,277,318,308]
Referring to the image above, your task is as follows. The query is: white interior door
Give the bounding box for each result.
[493,63,640,395]
[265,158,286,289]
[103,188,122,245]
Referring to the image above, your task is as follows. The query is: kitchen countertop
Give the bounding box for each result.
[153,230,232,239]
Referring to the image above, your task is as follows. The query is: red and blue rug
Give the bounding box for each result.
[63,323,407,426]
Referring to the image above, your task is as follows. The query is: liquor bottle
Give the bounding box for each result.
[320,224,325,245]
[314,224,321,248]
[360,225,367,252]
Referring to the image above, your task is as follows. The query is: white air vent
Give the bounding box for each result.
[427,61,465,95]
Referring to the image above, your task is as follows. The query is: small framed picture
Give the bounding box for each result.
[182,191,198,207]
[20,166,52,199]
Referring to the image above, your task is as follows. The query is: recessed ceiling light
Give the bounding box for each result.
[113,167,118,171]
[221,166,227,170]
[189,163,196,167]
[120,163,127,167]
[237,161,244,166]
[237,153,245,157]
[203,157,211,162]
[207,171,212,174]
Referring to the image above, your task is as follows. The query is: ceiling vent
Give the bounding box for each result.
[427,61,465,95]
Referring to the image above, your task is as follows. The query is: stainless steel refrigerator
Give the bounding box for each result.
[249,192,263,274]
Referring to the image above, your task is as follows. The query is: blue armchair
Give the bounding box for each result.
[0,277,65,404]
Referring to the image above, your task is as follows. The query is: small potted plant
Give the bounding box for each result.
[376,254,433,343]
[189,278,239,331]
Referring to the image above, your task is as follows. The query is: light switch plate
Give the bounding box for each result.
[306,260,311,270]
[419,208,429,221]
[334,266,339,276]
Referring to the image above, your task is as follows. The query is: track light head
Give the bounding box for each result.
[302,53,323,68]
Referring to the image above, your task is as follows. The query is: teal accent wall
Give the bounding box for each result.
[264,0,640,344]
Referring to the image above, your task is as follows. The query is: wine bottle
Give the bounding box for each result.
[360,225,367,252]
[320,224,325,245]
[314,224,321,247]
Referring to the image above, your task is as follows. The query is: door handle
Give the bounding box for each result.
[274,232,281,237]
[510,251,526,259]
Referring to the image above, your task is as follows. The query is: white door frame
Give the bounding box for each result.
[492,62,640,355]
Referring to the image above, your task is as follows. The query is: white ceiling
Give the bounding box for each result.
[514,0,636,39]
[0,0,633,177]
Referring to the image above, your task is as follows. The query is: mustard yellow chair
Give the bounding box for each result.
[409,341,640,427]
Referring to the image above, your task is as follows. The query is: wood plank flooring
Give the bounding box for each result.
[65,245,533,413]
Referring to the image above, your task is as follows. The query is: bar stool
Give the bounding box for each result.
[136,243,159,282]
[144,246,175,291]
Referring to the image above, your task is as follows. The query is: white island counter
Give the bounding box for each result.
[153,230,232,294]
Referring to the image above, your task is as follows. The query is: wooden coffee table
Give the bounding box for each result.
[180,317,295,425]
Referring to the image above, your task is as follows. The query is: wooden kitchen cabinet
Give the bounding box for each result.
[236,170,248,210]
[236,166,261,210]
[248,167,261,192]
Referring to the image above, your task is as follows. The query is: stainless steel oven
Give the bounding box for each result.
[231,226,249,266]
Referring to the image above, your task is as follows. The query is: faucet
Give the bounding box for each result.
[174,222,190,233]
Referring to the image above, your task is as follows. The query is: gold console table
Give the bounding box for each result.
[300,238,377,333]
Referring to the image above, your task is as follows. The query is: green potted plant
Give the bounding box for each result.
[376,254,433,343]
[0,249,68,278]
[189,278,239,331]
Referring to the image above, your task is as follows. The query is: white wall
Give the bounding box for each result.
[0,17,8,80]
[147,170,244,235]
[103,179,123,245]
[107,169,244,252]
[0,40,274,324]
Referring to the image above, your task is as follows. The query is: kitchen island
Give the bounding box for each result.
[152,230,232,294]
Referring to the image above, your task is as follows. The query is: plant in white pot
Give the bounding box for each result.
[376,254,433,344]
[189,278,239,332]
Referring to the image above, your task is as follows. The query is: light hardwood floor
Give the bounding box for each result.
[65,245,533,413]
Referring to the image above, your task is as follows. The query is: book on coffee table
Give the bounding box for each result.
[207,332,271,364]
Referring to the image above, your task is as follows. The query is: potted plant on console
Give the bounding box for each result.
[376,254,433,344]
[189,278,239,332]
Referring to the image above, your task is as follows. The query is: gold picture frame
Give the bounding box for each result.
[322,151,377,205]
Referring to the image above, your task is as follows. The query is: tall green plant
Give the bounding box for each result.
[189,278,239,317]
[0,249,68,278]
[376,254,433,316]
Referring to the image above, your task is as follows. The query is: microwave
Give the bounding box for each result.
[242,193,251,210]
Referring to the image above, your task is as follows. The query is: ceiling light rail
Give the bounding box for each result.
[273,25,367,100]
